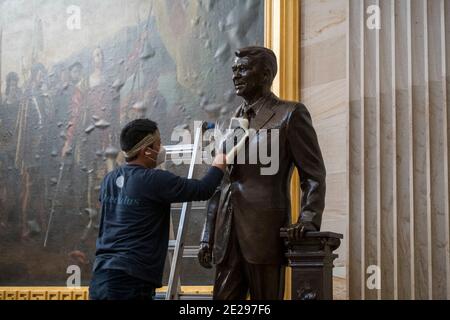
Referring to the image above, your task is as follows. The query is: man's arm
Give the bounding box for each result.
[286,103,326,233]
[153,167,223,204]
[152,154,226,204]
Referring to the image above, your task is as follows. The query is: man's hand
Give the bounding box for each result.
[198,242,213,269]
[286,221,317,241]
[212,153,227,172]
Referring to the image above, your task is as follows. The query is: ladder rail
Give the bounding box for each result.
[166,125,203,300]
[167,216,182,295]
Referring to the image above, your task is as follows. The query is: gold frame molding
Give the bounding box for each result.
[0,286,213,300]
[265,0,301,300]
[0,0,301,300]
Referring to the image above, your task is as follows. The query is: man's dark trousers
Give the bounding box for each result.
[89,269,155,300]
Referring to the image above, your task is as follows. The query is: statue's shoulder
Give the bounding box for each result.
[271,95,306,113]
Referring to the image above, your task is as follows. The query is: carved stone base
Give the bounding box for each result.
[280,230,343,300]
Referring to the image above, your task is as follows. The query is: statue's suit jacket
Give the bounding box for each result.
[205,93,326,265]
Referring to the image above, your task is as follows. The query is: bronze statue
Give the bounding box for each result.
[198,46,326,300]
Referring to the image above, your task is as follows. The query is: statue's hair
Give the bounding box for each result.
[235,46,278,85]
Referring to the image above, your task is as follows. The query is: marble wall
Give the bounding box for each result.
[300,0,349,272]
[302,0,450,300]
[348,0,450,299]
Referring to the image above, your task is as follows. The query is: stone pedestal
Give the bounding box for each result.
[280,229,343,300]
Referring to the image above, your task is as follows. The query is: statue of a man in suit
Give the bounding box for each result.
[198,46,326,300]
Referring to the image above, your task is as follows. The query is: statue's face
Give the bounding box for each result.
[232,56,265,99]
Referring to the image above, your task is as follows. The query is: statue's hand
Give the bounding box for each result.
[286,221,317,241]
[198,242,213,269]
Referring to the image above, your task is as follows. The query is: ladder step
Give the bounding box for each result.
[171,206,206,212]
[168,242,200,258]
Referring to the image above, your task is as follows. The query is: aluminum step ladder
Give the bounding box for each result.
[164,123,208,300]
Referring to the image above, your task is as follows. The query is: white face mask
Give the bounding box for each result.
[156,145,166,166]
[145,145,166,167]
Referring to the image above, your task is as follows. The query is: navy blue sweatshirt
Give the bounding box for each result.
[93,164,224,287]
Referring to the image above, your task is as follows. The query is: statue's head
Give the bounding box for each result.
[232,46,277,100]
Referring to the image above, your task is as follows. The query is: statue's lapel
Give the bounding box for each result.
[250,95,277,131]
[251,106,275,131]
[228,94,278,175]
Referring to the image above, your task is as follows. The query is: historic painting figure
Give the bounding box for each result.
[0,72,22,233]
[15,63,53,241]
[198,46,327,300]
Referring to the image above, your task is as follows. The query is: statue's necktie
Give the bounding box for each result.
[244,106,255,120]
[241,95,266,121]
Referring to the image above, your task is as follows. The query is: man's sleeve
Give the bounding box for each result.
[286,103,326,229]
[151,167,224,204]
